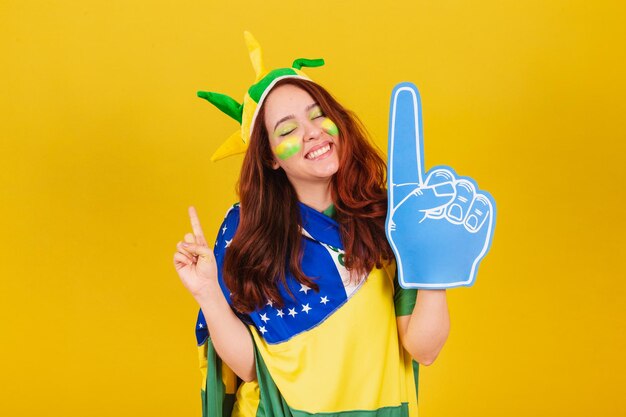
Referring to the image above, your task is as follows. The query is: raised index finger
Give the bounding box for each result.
[388,82,425,188]
[188,206,208,246]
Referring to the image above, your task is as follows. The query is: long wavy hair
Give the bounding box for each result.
[223,78,393,313]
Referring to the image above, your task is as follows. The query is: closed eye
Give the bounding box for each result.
[309,106,324,120]
[275,122,298,137]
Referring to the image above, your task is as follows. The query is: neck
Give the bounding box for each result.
[292,179,333,212]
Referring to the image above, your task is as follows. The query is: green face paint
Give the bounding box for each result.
[273,135,301,160]
[321,117,339,136]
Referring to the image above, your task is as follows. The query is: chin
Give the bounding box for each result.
[313,160,339,178]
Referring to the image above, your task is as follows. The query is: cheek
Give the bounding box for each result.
[321,118,339,136]
[273,135,302,160]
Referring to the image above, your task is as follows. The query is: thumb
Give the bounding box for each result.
[421,182,456,210]
[182,242,214,261]
[397,183,455,213]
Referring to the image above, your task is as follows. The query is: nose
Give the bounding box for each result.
[303,120,323,142]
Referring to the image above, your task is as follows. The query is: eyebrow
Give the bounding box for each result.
[273,103,320,132]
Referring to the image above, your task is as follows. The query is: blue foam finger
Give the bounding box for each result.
[388,83,425,208]
[385,83,497,289]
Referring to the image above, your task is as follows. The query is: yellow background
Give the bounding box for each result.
[1,0,624,416]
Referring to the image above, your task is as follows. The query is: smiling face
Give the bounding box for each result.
[263,83,340,188]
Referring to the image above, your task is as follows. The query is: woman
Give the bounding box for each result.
[174,33,450,417]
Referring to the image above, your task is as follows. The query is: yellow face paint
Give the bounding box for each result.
[309,106,323,119]
[273,135,301,160]
[321,117,339,136]
[274,121,298,138]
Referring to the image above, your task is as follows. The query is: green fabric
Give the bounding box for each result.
[248,68,299,103]
[253,333,411,416]
[201,338,236,417]
[197,91,243,123]
[412,360,420,404]
[322,203,336,219]
[201,334,413,417]
[291,58,325,70]
[253,342,294,416]
[393,268,418,316]
[290,405,408,417]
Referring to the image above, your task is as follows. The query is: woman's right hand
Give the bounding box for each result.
[173,206,219,300]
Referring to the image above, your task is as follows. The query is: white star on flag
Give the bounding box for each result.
[222,225,227,234]
[198,323,204,328]
[266,299,274,307]
[288,307,298,317]
[225,239,232,248]
[301,303,311,314]
[260,313,270,323]
[299,284,311,294]
[259,326,267,334]
[320,296,329,305]
[276,309,284,318]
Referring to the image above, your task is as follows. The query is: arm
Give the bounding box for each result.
[397,290,450,366]
[195,280,257,382]
[175,205,256,382]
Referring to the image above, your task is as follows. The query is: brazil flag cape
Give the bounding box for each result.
[195,203,420,417]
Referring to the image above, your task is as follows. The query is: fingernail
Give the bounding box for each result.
[466,215,478,230]
[433,183,454,196]
[448,204,462,220]
[182,242,190,247]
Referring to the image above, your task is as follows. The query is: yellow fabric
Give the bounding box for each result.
[244,31,266,81]
[198,343,208,391]
[401,345,419,417]
[231,381,261,417]
[222,362,238,395]
[249,265,418,415]
[240,92,256,150]
[210,129,247,162]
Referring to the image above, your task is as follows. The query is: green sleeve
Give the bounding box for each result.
[393,267,418,316]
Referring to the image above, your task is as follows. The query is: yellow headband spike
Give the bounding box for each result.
[210,130,248,162]
[243,31,266,80]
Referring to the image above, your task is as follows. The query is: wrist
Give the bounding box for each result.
[193,279,224,306]
[417,289,447,296]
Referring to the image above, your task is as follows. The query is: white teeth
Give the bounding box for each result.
[306,144,331,160]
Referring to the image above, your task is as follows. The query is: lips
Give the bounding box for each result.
[305,141,332,160]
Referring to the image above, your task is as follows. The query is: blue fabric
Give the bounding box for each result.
[196,202,357,345]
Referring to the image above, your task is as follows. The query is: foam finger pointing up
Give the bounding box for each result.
[388,82,425,188]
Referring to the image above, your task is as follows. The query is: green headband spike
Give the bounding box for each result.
[292,58,325,70]
[197,91,243,123]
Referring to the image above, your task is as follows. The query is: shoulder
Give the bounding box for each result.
[223,202,240,220]
[214,203,240,255]
[218,202,241,230]
[381,257,397,283]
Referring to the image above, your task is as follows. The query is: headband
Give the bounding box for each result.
[197,31,325,161]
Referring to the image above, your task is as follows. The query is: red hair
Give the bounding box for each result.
[223,78,393,313]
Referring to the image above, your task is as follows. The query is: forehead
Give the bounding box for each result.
[263,84,316,124]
